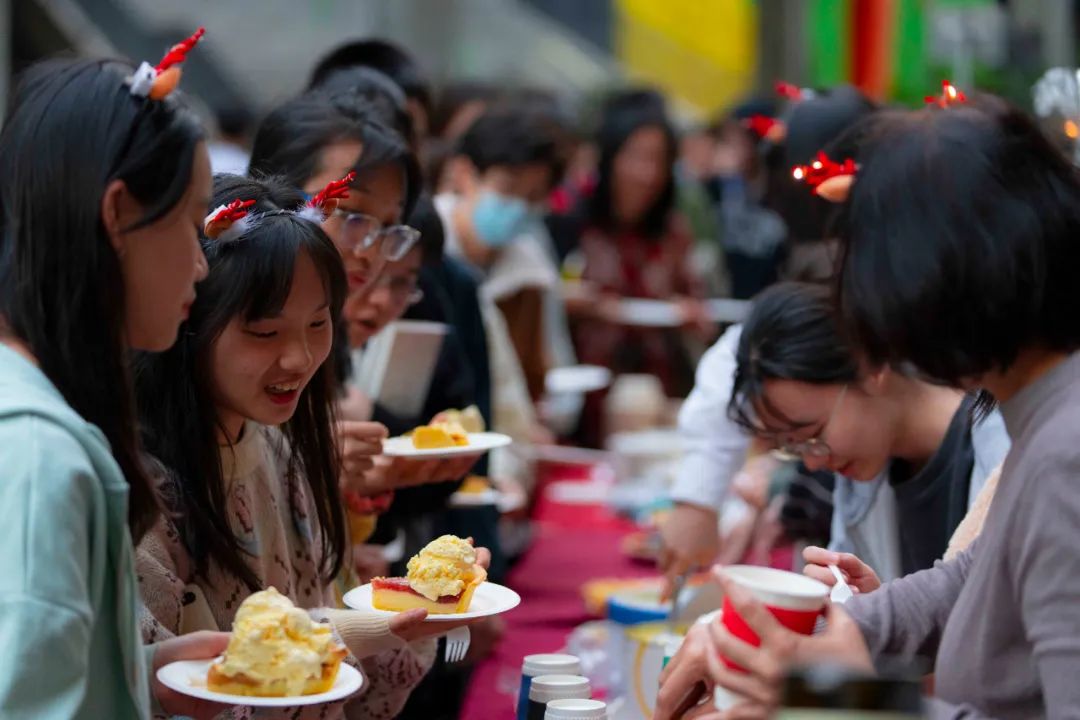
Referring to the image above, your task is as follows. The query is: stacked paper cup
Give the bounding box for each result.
[527,675,592,720]
[517,654,583,720]
[545,698,609,719]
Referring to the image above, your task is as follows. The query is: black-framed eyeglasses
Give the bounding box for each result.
[328,208,421,262]
[777,384,849,458]
[372,273,424,307]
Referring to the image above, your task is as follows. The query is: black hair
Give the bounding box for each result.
[406,193,445,266]
[315,66,415,148]
[836,96,1080,386]
[0,58,204,543]
[729,282,858,431]
[248,90,421,221]
[308,38,432,119]
[763,85,878,246]
[457,105,564,183]
[132,174,348,591]
[588,88,678,238]
[430,81,500,139]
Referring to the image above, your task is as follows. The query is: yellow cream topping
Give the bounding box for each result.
[406,535,478,601]
[217,587,338,696]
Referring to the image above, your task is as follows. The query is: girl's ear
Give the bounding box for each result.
[860,364,891,397]
[101,179,140,256]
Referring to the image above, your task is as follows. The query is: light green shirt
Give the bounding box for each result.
[0,344,151,719]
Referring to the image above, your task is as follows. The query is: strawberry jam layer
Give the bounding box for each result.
[372,577,462,603]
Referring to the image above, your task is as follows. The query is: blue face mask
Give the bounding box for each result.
[471,191,531,247]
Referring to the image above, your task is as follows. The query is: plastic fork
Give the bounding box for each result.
[829,564,854,604]
[444,626,471,663]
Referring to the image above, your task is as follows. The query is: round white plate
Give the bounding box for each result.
[155,658,363,707]
[343,581,521,621]
[616,299,681,327]
[382,432,512,459]
[545,364,612,395]
[448,489,500,507]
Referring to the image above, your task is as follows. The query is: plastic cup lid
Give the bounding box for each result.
[529,674,591,703]
[522,653,582,677]
[544,698,608,719]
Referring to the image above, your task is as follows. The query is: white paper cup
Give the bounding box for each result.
[544,698,608,719]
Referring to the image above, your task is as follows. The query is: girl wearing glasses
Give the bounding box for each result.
[728,282,1009,582]
[249,89,423,346]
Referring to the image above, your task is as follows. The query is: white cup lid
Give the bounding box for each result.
[529,674,590,703]
[522,653,582,677]
[544,698,608,719]
[719,565,828,611]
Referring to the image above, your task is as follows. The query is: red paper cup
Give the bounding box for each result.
[718,565,829,672]
[714,566,828,711]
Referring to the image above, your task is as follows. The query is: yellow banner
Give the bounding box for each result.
[615,0,758,117]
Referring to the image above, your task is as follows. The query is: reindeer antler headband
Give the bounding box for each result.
[128,27,205,101]
[203,172,356,242]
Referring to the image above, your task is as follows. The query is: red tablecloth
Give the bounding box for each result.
[460,463,656,719]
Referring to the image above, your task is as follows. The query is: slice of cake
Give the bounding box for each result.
[207,587,347,697]
[372,535,486,614]
[411,420,469,449]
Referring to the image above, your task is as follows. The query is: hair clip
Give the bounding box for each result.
[204,198,256,242]
[297,171,356,224]
[775,80,817,102]
[792,151,858,203]
[128,27,206,100]
[925,80,967,108]
[744,115,787,143]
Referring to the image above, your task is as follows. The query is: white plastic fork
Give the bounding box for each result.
[444,626,471,663]
[829,564,854,604]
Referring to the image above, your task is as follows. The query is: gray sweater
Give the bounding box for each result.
[845,351,1080,719]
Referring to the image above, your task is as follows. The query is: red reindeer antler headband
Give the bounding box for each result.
[295,171,356,224]
[792,151,858,203]
[128,27,206,101]
[309,171,355,212]
[204,199,256,241]
[925,80,967,108]
[744,114,787,143]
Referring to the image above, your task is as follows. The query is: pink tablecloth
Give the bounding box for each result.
[460,463,656,719]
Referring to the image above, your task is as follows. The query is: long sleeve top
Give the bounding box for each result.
[846,351,1080,719]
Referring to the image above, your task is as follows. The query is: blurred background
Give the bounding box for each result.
[3,0,1076,124]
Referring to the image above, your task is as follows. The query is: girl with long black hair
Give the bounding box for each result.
[0,53,227,718]
[133,175,474,719]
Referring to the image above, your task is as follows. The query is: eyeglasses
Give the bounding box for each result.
[372,273,424,307]
[327,209,421,262]
[777,384,848,459]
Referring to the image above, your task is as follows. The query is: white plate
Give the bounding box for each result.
[155,658,363,707]
[448,489,501,507]
[616,298,751,327]
[381,432,512,459]
[343,581,521,621]
[616,299,682,327]
[447,488,528,513]
[545,365,612,395]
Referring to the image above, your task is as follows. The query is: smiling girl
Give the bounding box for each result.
[133,175,444,719]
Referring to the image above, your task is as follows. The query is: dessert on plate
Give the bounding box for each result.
[411,421,469,449]
[457,476,493,495]
[408,405,486,449]
[371,535,486,614]
[208,587,347,697]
